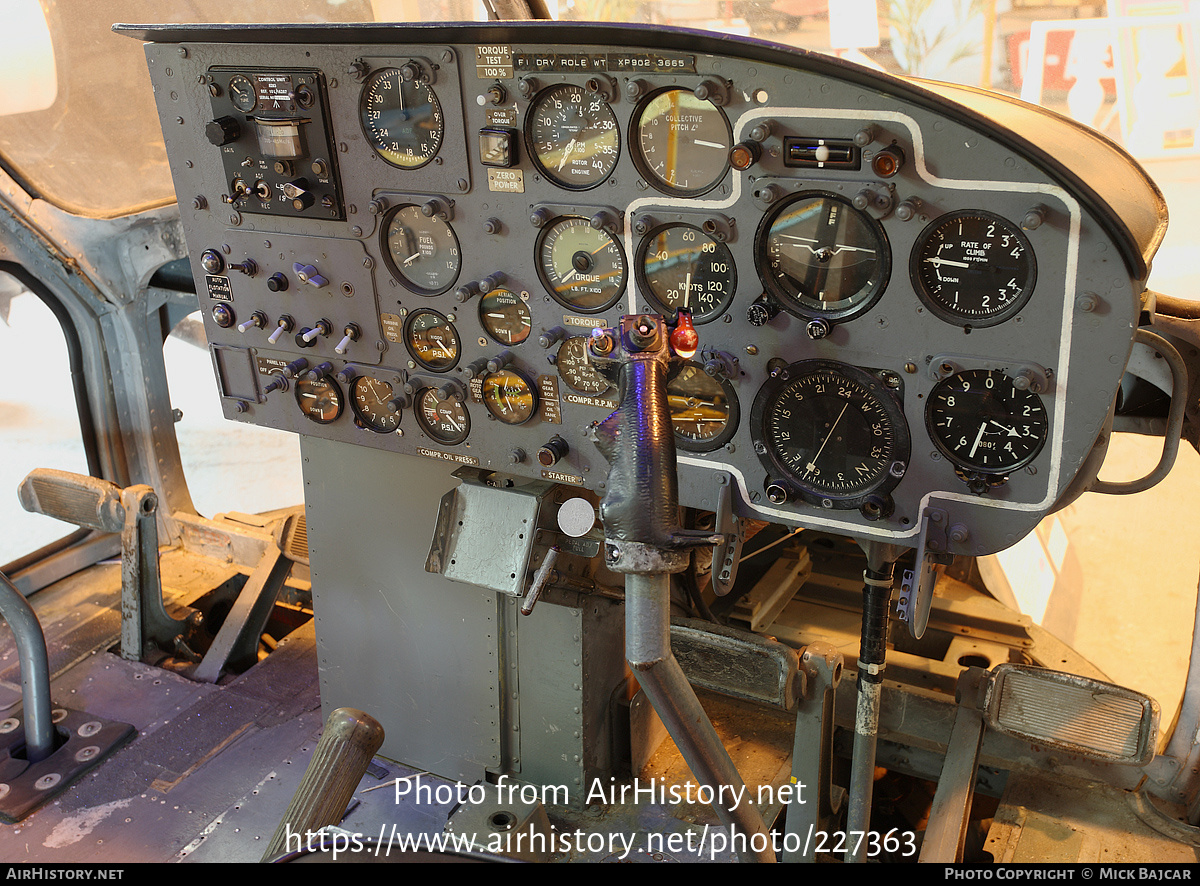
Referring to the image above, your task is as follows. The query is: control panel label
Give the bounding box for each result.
[255,73,296,112]
[513,52,695,73]
[563,315,608,329]
[417,447,480,466]
[564,392,618,410]
[475,45,514,79]
[206,275,234,302]
[538,375,562,425]
[542,469,584,486]
[487,168,524,192]
[255,356,291,374]
[380,313,404,343]
[486,108,518,126]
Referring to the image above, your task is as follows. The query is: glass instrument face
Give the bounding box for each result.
[926,369,1049,473]
[668,362,738,452]
[912,211,1037,327]
[527,83,620,189]
[556,336,612,396]
[359,67,444,169]
[403,309,460,372]
[416,387,470,444]
[536,216,626,313]
[351,376,402,433]
[752,361,908,507]
[757,193,889,321]
[295,375,343,424]
[383,205,461,295]
[637,223,736,323]
[478,289,532,346]
[481,369,538,425]
[633,88,732,196]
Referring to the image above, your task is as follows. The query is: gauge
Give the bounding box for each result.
[757,192,890,322]
[359,67,444,169]
[415,387,471,445]
[637,223,736,323]
[481,369,538,425]
[926,369,1048,473]
[403,309,459,372]
[479,290,532,346]
[527,84,620,189]
[537,217,626,313]
[633,88,732,196]
[556,336,613,396]
[229,74,256,113]
[911,211,1036,327]
[383,205,461,295]
[751,360,909,510]
[294,375,343,424]
[668,363,738,452]
[351,376,402,434]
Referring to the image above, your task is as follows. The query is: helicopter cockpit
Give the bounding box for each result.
[1,0,1198,866]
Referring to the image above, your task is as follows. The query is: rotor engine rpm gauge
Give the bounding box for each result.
[481,369,539,425]
[926,369,1049,474]
[757,193,890,322]
[912,211,1036,327]
[479,290,532,346]
[351,376,403,434]
[415,387,471,445]
[751,361,909,511]
[403,309,460,372]
[359,67,444,169]
[537,216,626,313]
[527,84,620,189]
[383,205,461,295]
[556,336,613,396]
[637,223,736,323]
[668,362,739,452]
[295,375,344,424]
[633,88,732,196]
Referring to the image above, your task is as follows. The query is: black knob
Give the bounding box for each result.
[267,272,289,292]
[537,436,569,467]
[747,295,780,327]
[205,116,241,147]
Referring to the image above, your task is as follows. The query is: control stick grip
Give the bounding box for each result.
[261,707,385,862]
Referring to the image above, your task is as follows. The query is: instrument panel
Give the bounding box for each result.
[126,21,1163,557]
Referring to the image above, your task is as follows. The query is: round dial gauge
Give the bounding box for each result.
[926,369,1049,473]
[479,290,532,346]
[637,223,736,323]
[415,387,470,445]
[556,336,613,396]
[668,362,739,452]
[404,309,460,372]
[912,211,1037,327]
[351,376,402,434]
[228,75,256,113]
[359,67,444,169]
[481,369,538,425]
[295,375,343,424]
[527,84,620,189]
[757,193,890,322]
[537,217,626,313]
[633,88,732,196]
[383,205,461,295]
[751,361,909,509]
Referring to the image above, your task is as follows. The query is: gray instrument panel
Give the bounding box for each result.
[132,22,1152,557]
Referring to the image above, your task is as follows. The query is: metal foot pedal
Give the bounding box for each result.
[0,707,133,822]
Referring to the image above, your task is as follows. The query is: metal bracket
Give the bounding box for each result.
[900,506,950,640]
[710,473,745,597]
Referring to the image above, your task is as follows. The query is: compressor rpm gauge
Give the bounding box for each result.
[751,361,909,512]
[912,211,1036,327]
